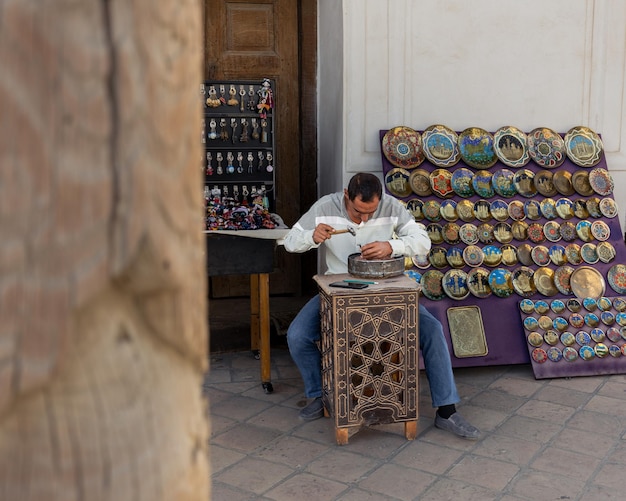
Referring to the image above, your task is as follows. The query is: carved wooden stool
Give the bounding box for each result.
[314,274,420,445]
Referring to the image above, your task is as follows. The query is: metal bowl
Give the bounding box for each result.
[347,253,405,279]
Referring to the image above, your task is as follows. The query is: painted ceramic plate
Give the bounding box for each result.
[597,241,616,263]
[607,264,626,294]
[576,220,593,242]
[385,167,413,197]
[427,223,444,244]
[474,199,492,222]
[420,270,445,300]
[527,127,566,168]
[492,169,517,197]
[450,167,475,197]
[554,265,574,295]
[458,127,497,169]
[488,268,514,297]
[412,253,431,270]
[586,197,602,218]
[555,198,575,220]
[456,199,475,222]
[564,126,603,167]
[382,126,425,168]
[463,245,485,267]
[508,200,526,221]
[589,167,614,196]
[483,245,503,267]
[472,170,495,198]
[422,124,461,167]
[430,169,454,198]
[524,200,542,220]
[564,243,582,265]
[599,197,618,218]
[571,170,595,196]
[490,199,509,222]
[467,267,492,298]
[493,126,530,167]
[442,269,470,300]
[570,266,606,299]
[533,266,559,297]
[423,200,442,222]
[590,220,610,241]
[512,266,537,297]
[553,170,575,196]
[549,244,567,266]
[459,223,479,245]
[408,169,433,196]
[442,222,461,245]
[543,221,562,242]
[513,169,537,197]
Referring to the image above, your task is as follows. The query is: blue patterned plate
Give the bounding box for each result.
[472,170,495,198]
[528,127,566,168]
[564,126,603,167]
[422,124,461,167]
[450,167,475,198]
[492,169,517,197]
[458,127,497,169]
[488,268,514,298]
[493,126,530,167]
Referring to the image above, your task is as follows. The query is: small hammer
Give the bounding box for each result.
[330,227,356,236]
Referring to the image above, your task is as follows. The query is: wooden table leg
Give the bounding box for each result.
[256,273,273,393]
[335,428,349,446]
[250,274,260,355]
[404,421,417,440]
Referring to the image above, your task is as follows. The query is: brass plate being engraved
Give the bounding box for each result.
[446,306,488,358]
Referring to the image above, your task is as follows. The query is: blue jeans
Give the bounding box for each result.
[286,295,460,408]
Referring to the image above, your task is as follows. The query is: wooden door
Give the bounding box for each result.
[205,0,311,297]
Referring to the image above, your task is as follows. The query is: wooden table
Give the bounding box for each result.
[314,273,420,444]
[206,229,288,393]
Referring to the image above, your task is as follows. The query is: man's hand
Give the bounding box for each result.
[360,241,393,260]
[313,223,335,244]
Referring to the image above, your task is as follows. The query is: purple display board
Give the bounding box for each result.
[380,129,626,377]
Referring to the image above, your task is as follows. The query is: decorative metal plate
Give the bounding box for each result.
[570,266,606,299]
[512,221,529,241]
[513,169,537,197]
[607,264,626,294]
[543,221,562,242]
[420,269,445,300]
[591,220,610,241]
[554,265,574,295]
[423,199,442,222]
[477,223,495,244]
[586,197,602,218]
[588,167,614,196]
[555,198,575,220]
[597,241,616,263]
[472,170,495,198]
[519,298,535,314]
[406,198,425,221]
[382,126,425,168]
[517,243,533,266]
[534,169,558,197]
[599,197,618,218]
[531,245,551,267]
[456,199,476,222]
[565,242,583,263]
[501,245,519,266]
[527,222,546,244]
[422,124,461,167]
[583,297,597,311]
[467,267,492,298]
[463,245,485,267]
[458,127,497,169]
[412,253,431,270]
[428,246,448,269]
[573,199,590,219]
[571,170,595,196]
[564,126,604,167]
[488,268,514,298]
[474,199,492,222]
[512,266,537,298]
[560,221,577,242]
[528,127,566,168]
[494,222,513,244]
[553,170,575,196]
[508,200,526,221]
[446,306,488,357]
[549,244,567,266]
[446,247,465,269]
[539,198,557,220]
[533,266,559,297]
[550,299,566,314]
[535,300,550,314]
[385,167,413,197]
[409,168,433,196]
[450,167,475,197]
[492,169,517,197]
[426,223,444,244]
[440,200,458,222]
[490,199,509,222]
[493,126,530,167]
[576,220,593,242]
[430,168,454,198]
[442,222,461,245]
[524,200,542,220]
[483,245,503,267]
[459,223,479,245]
[442,269,470,300]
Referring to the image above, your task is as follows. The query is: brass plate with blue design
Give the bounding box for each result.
[512,266,536,298]
[491,169,517,197]
[430,169,455,198]
[382,126,425,168]
[458,127,497,169]
[528,127,566,168]
[467,267,492,298]
[408,168,432,197]
[513,169,537,197]
[534,170,558,197]
[422,124,461,167]
[488,268,514,298]
[447,306,488,357]
[442,269,470,300]
[472,170,495,198]
[589,167,614,196]
[493,126,530,167]
[564,126,603,167]
[450,167,475,198]
[420,269,445,300]
[385,167,413,197]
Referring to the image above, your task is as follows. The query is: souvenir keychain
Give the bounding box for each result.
[265,152,273,173]
[251,118,260,140]
[226,152,235,174]
[236,152,244,174]
[208,119,217,140]
[206,152,213,176]
[219,118,229,141]
[257,151,264,171]
[260,119,268,143]
[247,85,256,111]
[219,85,226,105]
[239,119,249,142]
[201,118,206,144]
[239,85,246,112]
[206,85,220,107]
[247,152,254,174]
[230,118,238,144]
[216,152,224,175]
[227,85,238,106]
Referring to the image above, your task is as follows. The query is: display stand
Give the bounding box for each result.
[380,128,626,378]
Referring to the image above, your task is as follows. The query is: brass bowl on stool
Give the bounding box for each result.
[347,253,405,279]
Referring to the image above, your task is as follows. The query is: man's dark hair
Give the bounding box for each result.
[347,173,382,202]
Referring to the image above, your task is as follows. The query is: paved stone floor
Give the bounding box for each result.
[204,347,626,501]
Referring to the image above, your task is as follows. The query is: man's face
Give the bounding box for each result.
[344,191,380,224]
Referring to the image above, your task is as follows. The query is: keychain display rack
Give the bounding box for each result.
[202,79,276,212]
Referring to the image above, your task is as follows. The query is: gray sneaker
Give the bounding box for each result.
[435,412,480,439]
[299,397,324,421]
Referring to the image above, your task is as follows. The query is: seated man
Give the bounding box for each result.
[283,172,480,439]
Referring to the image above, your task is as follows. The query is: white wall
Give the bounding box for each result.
[318,0,626,226]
